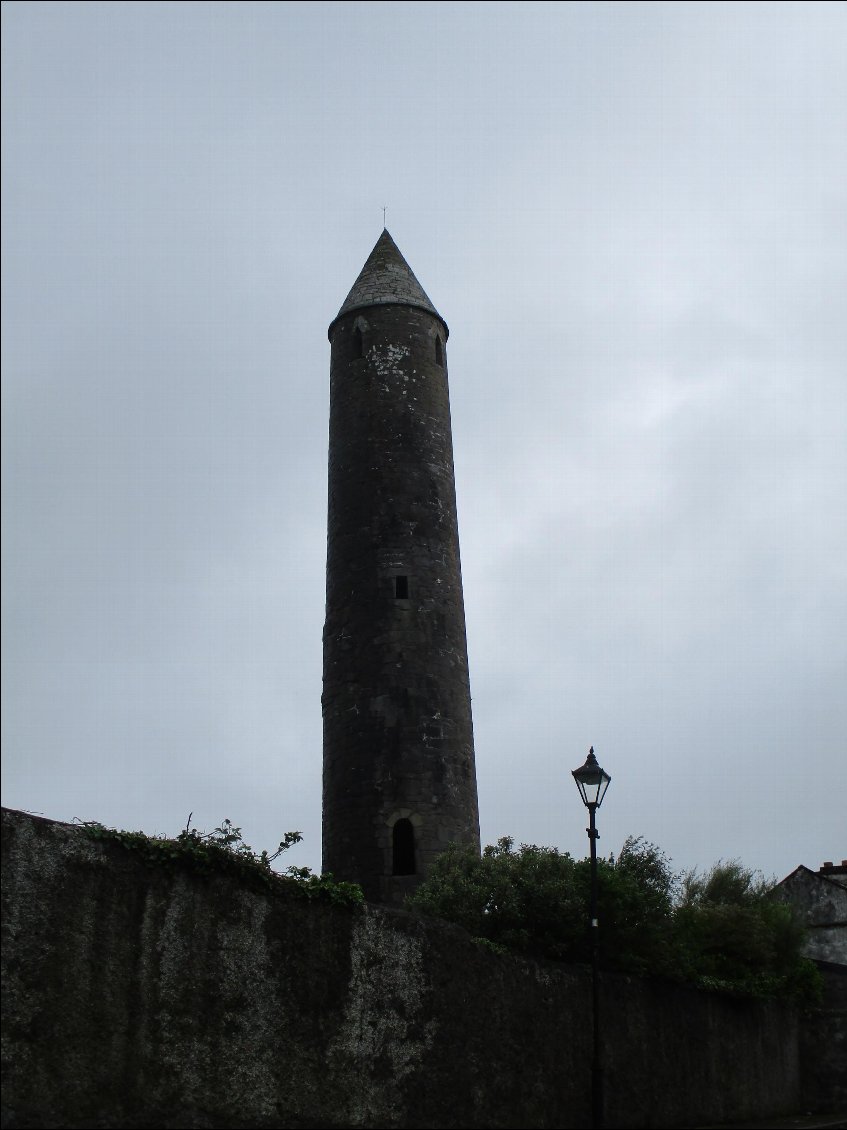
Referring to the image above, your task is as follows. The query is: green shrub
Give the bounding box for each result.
[675,860,819,1000]
[81,817,364,907]
[407,839,820,1002]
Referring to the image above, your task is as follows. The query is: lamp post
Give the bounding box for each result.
[572,746,611,1130]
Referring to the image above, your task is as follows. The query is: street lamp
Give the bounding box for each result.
[572,746,611,1130]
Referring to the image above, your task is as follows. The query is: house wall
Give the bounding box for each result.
[772,865,847,965]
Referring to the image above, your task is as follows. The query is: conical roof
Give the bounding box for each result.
[330,229,446,334]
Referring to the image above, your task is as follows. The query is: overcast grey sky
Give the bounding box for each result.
[2,1,845,882]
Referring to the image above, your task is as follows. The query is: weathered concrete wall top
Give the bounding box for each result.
[2,808,800,1129]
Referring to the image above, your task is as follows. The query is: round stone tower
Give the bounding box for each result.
[322,229,480,904]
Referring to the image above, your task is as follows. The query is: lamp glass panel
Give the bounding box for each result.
[595,773,611,807]
[572,766,611,807]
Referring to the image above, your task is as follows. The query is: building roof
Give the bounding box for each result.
[330,229,447,335]
[777,864,847,896]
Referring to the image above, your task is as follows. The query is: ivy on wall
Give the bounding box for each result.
[81,817,364,907]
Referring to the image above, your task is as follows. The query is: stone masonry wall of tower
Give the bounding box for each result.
[322,233,480,904]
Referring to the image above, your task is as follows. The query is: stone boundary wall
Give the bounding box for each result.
[801,962,847,1112]
[2,808,800,1129]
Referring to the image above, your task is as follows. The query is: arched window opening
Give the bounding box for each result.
[392,818,416,876]
[353,325,364,359]
[434,336,443,367]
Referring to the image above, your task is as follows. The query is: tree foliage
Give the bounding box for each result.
[674,859,818,1000]
[406,837,820,1002]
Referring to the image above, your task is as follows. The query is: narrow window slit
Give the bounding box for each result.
[434,336,443,367]
[353,326,364,359]
[392,819,416,875]
[395,575,409,599]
